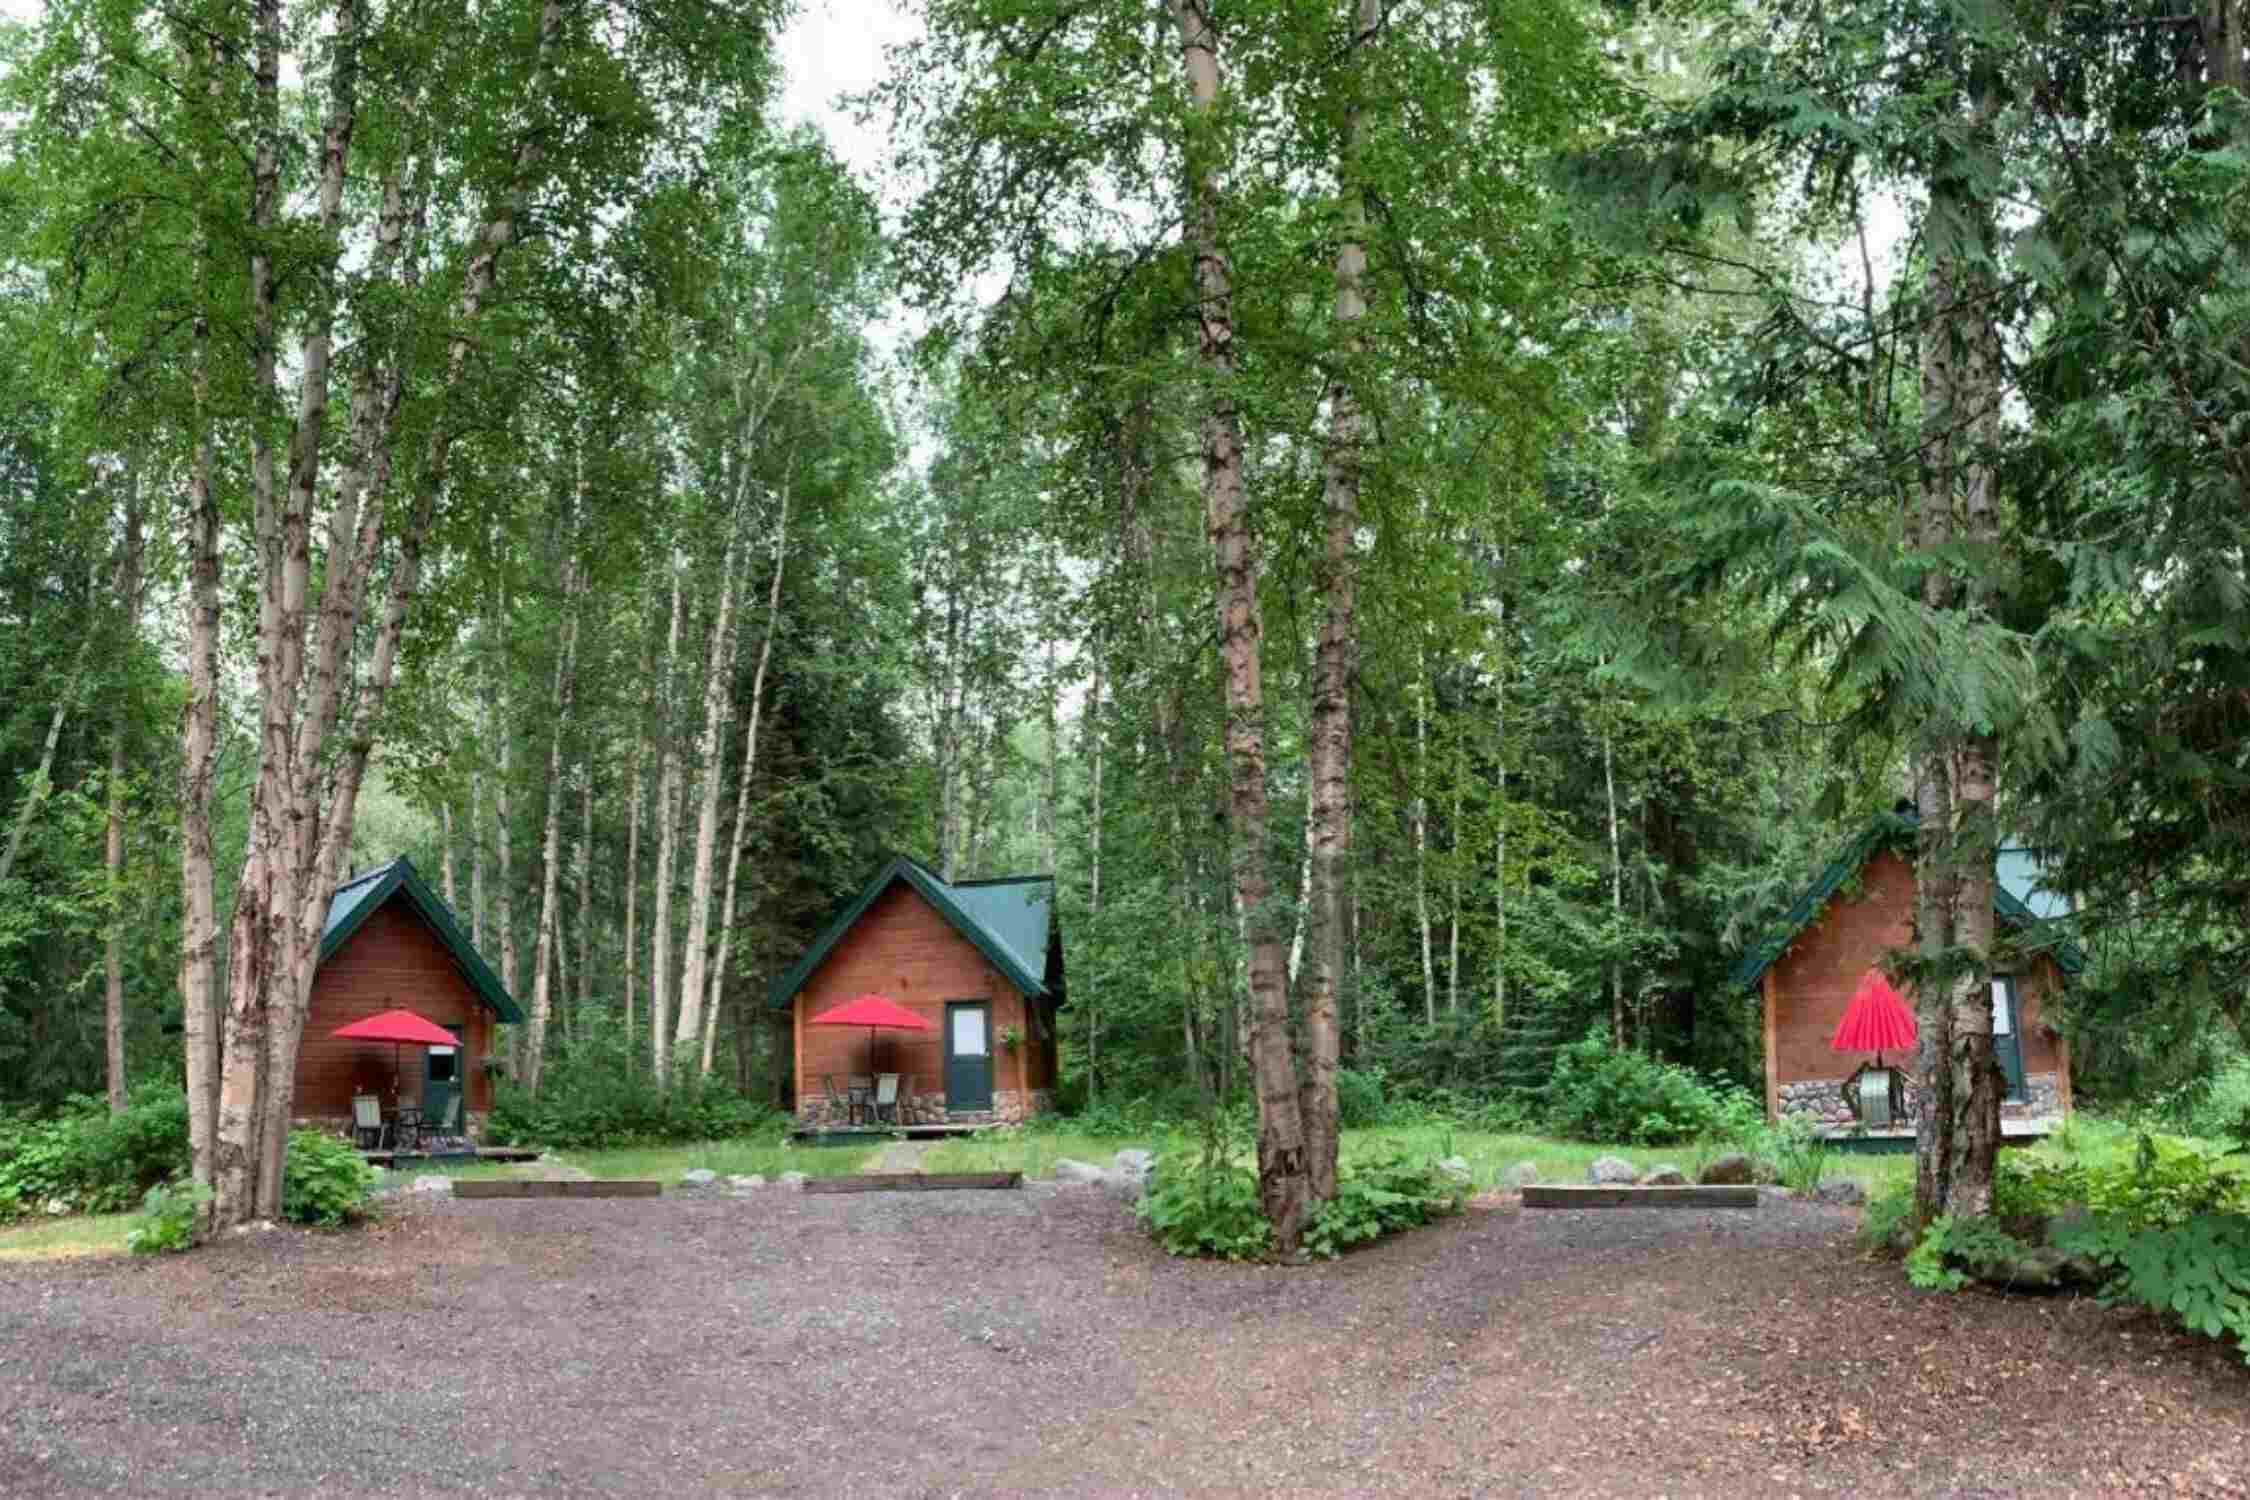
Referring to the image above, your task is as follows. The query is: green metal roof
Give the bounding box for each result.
[1730,813,2085,991]
[321,857,525,1023]
[768,855,1058,1010]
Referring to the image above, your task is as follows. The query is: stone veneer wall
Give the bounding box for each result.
[1777,1071,2061,1128]
[796,1087,1055,1129]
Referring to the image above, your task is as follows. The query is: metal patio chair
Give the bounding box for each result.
[351,1094,387,1151]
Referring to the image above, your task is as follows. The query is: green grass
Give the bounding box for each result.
[559,1139,879,1182]
[0,1212,134,1262]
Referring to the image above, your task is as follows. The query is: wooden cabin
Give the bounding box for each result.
[294,857,523,1138]
[1733,812,2079,1131]
[770,856,1063,1128]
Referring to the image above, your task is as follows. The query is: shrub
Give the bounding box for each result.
[0,1081,190,1219]
[1138,1155,1272,1260]
[1546,1029,1740,1145]
[1760,1114,1836,1194]
[1303,1153,1466,1259]
[1860,1180,1917,1254]
[281,1129,377,1226]
[127,1181,211,1255]
[482,1013,778,1148]
[1334,1068,1388,1129]
[2056,1212,2250,1363]
[1998,1130,2249,1232]
[1907,1214,2033,1292]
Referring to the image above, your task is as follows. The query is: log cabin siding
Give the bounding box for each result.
[1766,848,2069,1119]
[297,901,497,1123]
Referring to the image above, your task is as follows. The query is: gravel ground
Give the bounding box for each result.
[4,1186,2246,1497]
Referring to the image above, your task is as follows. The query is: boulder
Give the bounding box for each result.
[1436,1155,1474,1186]
[680,1168,718,1189]
[1638,1164,1688,1186]
[1112,1148,1158,1178]
[1697,1153,1755,1186]
[410,1174,453,1197]
[1813,1179,1867,1207]
[778,1171,808,1188]
[1101,1168,1150,1202]
[725,1174,765,1192]
[1970,1243,2104,1293]
[1505,1161,1540,1189]
[1052,1158,1108,1186]
[1587,1155,1640,1186]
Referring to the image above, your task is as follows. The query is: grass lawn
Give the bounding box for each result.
[559,1139,879,1182]
[0,1212,134,1262]
[923,1120,1922,1196]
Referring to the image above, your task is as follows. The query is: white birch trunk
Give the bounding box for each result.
[105,469,147,1114]
[650,565,687,1085]
[440,801,457,908]
[675,538,743,1056]
[525,559,583,1092]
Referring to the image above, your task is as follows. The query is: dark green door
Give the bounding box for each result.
[424,1023,465,1131]
[1991,978,2027,1102]
[944,1001,993,1112]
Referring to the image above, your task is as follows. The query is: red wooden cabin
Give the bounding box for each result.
[293,858,523,1139]
[770,856,1063,1127]
[1734,812,2078,1131]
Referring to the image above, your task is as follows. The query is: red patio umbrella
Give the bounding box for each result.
[1831,970,1917,1066]
[807,993,934,1078]
[331,1007,460,1102]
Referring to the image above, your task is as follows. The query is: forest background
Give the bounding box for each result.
[3,0,2250,1241]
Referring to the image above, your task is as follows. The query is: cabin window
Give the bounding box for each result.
[427,1024,464,1084]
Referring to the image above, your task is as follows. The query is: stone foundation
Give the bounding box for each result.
[796,1086,1054,1129]
[1777,1071,2060,1128]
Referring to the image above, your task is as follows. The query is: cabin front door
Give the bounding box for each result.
[944,1000,993,1113]
[424,1022,465,1129]
[1991,977,2027,1102]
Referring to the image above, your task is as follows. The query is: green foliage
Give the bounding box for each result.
[1907,1215,2033,1293]
[1302,1154,1468,1260]
[0,1082,189,1219]
[1859,1180,1916,1254]
[280,1130,378,1227]
[1137,1111,1271,1261]
[2056,1213,2250,1364]
[1996,1130,2250,1233]
[1545,1029,1750,1145]
[483,1013,779,1148]
[1334,1068,1388,1130]
[1757,1113,1836,1195]
[126,1181,210,1256]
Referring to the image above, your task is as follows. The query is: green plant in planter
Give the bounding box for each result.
[996,1024,1024,1053]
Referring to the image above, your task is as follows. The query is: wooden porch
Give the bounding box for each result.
[1821,1117,2063,1154]
[358,1145,544,1168]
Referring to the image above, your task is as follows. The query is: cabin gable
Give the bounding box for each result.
[297,897,498,1127]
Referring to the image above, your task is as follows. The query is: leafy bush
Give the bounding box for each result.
[0,1081,190,1219]
[1906,1214,2033,1292]
[1138,1154,1272,1260]
[1334,1068,1388,1129]
[482,1014,778,1148]
[1759,1114,1836,1194]
[1998,1130,2249,1232]
[1303,1153,1466,1259]
[1546,1029,1744,1145]
[1860,1180,1917,1253]
[281,1129,377,1226]
[127,1180,211,1255]
[2056,1212,2250,1363]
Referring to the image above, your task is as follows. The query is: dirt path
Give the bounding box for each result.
[3,1190,2244,1496]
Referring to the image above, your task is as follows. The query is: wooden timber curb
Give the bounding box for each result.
[1521,1184,1759,1210]
[803,1171,1023,1194]
[453,1179,663,1199]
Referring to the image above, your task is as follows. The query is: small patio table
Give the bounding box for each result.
[392,1105,423,1153]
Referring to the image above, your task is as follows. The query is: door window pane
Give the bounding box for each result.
[428,1045,458,1083]
[952,1006,987,1057]
[1990,979,2014,1036]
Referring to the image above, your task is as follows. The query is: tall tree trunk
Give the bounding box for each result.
[497,712,517,1034]
[1300,0,1376,1199]
[1086,653,1104,1101]
[677,538,744,1057]
[1415,653,1435,1025]
[525,557,583,1093]
[1603,718,1624,1048]
[650,566,688,1085]
[1493,609,1508,1028]
[575,763,593,1038]
[707,484,789,1077]
[0,608,93,890]
[440,801,457,907]
[180,167,223,1195]
[104,468,148,1114]
[622,608,654,1057]
[1447,777,1461,1016]
[470,769,485,949]
[1042,627,1059,874]
[1175,0,1307,1251]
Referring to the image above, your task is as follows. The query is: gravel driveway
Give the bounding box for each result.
[4,1185,2246,1496]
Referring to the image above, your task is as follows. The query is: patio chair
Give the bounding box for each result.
[821,1073,852,1126]
[351,1094,387,1151]
[873,1073,901,1126]
[417,1090,462,1152]
[848,1074,874,1126]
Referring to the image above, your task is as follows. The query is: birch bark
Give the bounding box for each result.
[650,565,688,1085]
[676,537,743,1056]
[526,556,585,1091]
[104,470,147,1114]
